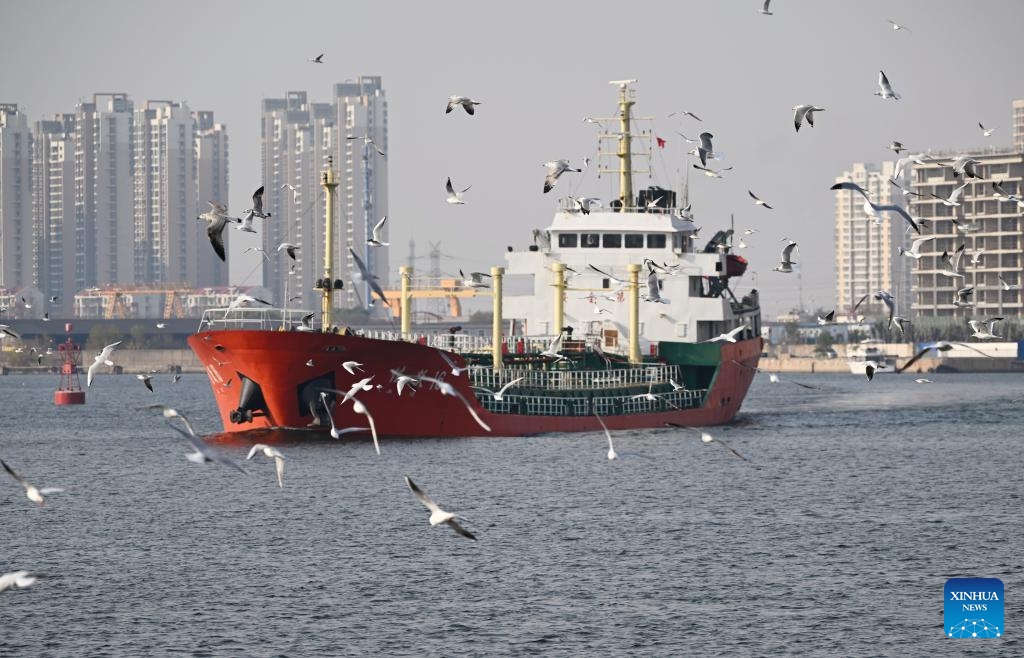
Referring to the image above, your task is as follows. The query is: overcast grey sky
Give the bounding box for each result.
[3,0,1022,315]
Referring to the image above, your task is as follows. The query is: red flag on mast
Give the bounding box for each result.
[656,136,666,149]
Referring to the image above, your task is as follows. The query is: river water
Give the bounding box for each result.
[1,371,1021,656]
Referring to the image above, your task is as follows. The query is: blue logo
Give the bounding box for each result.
[945,578,1003,638]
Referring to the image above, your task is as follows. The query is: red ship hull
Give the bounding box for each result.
[188,330,761,437]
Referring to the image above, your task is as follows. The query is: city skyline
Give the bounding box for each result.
[2,1,1023,315]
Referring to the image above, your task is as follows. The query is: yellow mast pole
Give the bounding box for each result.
[321,157,339,332]
[616,82,635,211]
[399,265,412,338]
[552,262,565,339]
[491,266,504,370]
[628,263,641,364]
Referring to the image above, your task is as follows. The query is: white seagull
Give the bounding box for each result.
[165,424,247,474]
[245,185,271,219]
[246,444,286,488]
[342,361,364,375]
[404,476,476,540]
[979,122,996,137]
[570,196,602,215]
[542,159,581,194]
[145,404,198,437]
[439,351,467,377]
[760,0,773,15]
[445,177,471,204]
[460,269,491,289]
[875,70,901,100]
[472,377,524,402]
[897,341,995,373]
[773,241,798,273]
[696,132,715,166]
[445,96,481,116]
[594,414,618,460]
[417,375,492,432]
[349,247,390,307]
[968,317,1003,340]
[692,163,733,179]
[930,182,969,207]
[87,340,122,387]
[367,216,389,247]
[2,459,64,506]
[748,190,773,209]
[792,104,824,132]
[705,325,749,344]
[310,53,325,64]
[817,310,835,325]
[671,424,747,461]
[0,571,37,593]
[887,19,911,32]
[350,397,380,455]
[997,275,1021,291]
[669,110,703,121]
[136,373,154,392]
[277,243,300,261]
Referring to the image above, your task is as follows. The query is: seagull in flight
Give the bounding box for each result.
[692,163,733,179]
[367,216,389,247]
[887,19,911,32]
[874,70,901,100]
[968,317,1003,340]
[792,104,824,132]
[473,377,524,402]
[759,0,773,15]
[748,190,773,209]
[929,182,969,207]
[542,159,581,193]
[817,310,835,325]
[445,96,481,116]
[245,185,271,219]
[197,201,239,261]
[668,110,702,121]
[643,268,669,304]
[705,325,749,343]
[87,340,121,387]
[853,289,896,328]
[897,341,995,373]
[277,242,300,260]
[862,360,886,381]
[347,134,385,156]
[997,275,1021,291]
[246,444,286,488]
[865,200,921,234]
[831,181,870,200]
[570,196,602,215]
[594,414,618,460]
[145,404,198,437]
[417,375,492,432]
[669,424,747,461]
[773,241,798,273]
[349,247,390,307]
[696,132,715,166]
[310,53,325,64]
[979,122,996,137]
[445,177,471,204]
[404,476,476,540]
[0,570,37,593]
[136,374,154,392]
[460,269,491,289]
[888,140,907,154]
[438,351,467,377]
[2,459,64,506]
[164,420,247,473]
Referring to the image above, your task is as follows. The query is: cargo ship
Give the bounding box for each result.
[188,80,762,437]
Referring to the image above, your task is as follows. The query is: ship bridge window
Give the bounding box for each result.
[558,233,578,248]
[602,234,622,248]
[624,234,644,248]
[581,233,600,248]
[647,234,667,248]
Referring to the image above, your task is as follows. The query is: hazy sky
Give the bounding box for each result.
[3,0,1022,315]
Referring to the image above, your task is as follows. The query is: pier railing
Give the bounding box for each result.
[468,364,681,391]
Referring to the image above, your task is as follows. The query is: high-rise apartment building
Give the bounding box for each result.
[908,150,1024,318]
[0,103,35,295]
[194,111,229,287]
[133,100,198,284]
[260,77,388,311]
[834,162,912,320]
[33,113,77,315]
[75,93,136,287]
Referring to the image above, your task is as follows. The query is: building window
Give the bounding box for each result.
[581,233,600,248]
[558,233,577,248]
[624,234,644,248]
[602,234,622,248]
[647,234,667,248]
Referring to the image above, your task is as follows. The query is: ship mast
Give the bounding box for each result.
[613,80,636,211]
[321,157,339,332]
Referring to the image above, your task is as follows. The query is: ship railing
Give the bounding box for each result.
[468,364,682,391]
[474,387,708,417]
[196,307,319,332]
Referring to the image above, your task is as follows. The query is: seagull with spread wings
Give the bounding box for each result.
[874,70,901,100]
[2,459,65,506]
[405,476,476,540]
[367,216,389,247]
[792,104,825,132]
[897,341,995,373]
[445,96,481,116]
